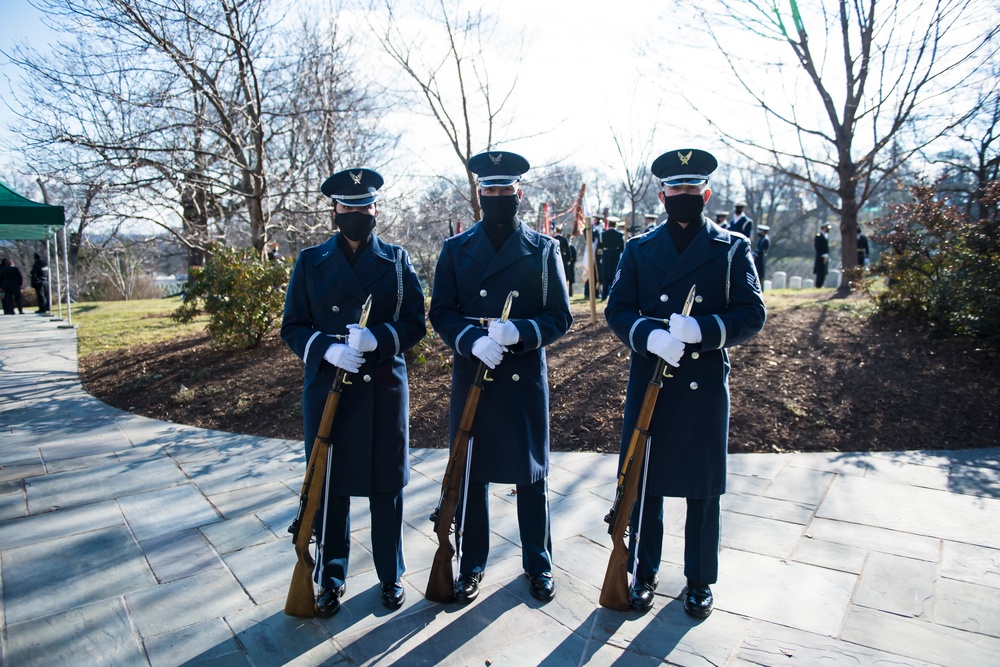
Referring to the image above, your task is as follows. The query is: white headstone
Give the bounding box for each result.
[763,279,771,292]
[829,270,841,288]
[772,271,786,290]
[789,276,803,290]
[803,279,815,289]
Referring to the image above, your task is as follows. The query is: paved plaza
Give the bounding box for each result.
[1,314,999,666]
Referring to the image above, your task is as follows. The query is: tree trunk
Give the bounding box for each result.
[838,194,860,294]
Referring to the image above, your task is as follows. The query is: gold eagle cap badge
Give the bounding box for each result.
[678,151,693,165]
[489,153,503,165]
[350,171,363,185]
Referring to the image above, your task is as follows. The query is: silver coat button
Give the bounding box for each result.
[512,374,520,382]
[332,306,340,313]
[363,374,372,383]
[659,294,668,302]
[480,289,488,297]
[695,295,704,303]
[691,352,700,360]
[690,382,698,390]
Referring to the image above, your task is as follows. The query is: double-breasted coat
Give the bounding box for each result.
[281,233,426,497]
[605,220,766,498]
[429,222,573,486]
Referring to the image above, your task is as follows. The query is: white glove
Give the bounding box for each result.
[324,343,363,373]
[488,319,519,346]
[471,336,507,369]
[647,329,685,367]
[669,313,702,344]
[347,324,377,352]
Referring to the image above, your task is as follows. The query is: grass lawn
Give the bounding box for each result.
[73,289,872,358]
[72,297,209,356]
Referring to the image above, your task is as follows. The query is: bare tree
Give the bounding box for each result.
[609,109,658,237]
[265,14,397,253]
[928,63,1000,219]
[366,0,523,221]
[5,0,390,267]
[684,0,999,292]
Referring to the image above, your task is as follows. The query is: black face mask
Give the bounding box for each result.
[480,194,520,223]
[663,193,705,223]
[336,211,376,242]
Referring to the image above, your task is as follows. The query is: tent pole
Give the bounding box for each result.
[59,226,74,328]
[45,238,52,316]
[49,236,63,321]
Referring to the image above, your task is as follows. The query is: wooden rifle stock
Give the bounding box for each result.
[425,290,515,603]
[425,362,489,603]
[600,284,697,611]
[284,295,371,617]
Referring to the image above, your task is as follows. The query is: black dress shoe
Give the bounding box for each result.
[315,584,346,618]
[380,580,405,610]
[683,583,713,619]
[454,572,483,604]
[527,572,555,602]
[628,576,658,612]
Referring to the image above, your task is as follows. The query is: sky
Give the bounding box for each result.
[0,0,729,199]
[0,0,990,215]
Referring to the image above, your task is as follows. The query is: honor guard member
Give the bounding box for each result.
[598,219,625,300]
[814,223,831,287]
[429,150,573,604]
[753,225,770,280]
[713,211,729,230]
[280,168,426,618]
[732,203,753,242]
[605,148,766,617]
[857,225,870,267]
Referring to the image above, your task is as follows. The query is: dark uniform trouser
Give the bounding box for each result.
[457,478,552,577]
[815,263,828,288]
[35,284,49,312]
[628,494,721,586]
[315,491,405,590]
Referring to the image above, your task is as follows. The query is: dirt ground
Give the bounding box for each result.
[80,296,1000,454]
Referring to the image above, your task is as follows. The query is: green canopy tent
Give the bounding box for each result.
[0,179,72,324]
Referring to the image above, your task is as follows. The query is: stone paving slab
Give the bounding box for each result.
[3,313,1000,666]
[842,605,1000,666]
[4,597,146,667]
[3,523,157,625]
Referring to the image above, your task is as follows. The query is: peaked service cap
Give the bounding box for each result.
[468,151,530,187]
[651,149,718,186]
[321,168,384,206]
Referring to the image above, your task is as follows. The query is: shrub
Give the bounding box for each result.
[869,181,1000,339]
[173,245,292,350]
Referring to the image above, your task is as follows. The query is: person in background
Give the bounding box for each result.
[1,258,25,315]
[814,223,831,288]
[280,168,426,618]
[605,147,766,618]
[29,253,50,314]
[553,225,577,296]
[731,203,753,241]
[753,225,770,281]
[428,150,572,605]
[857,226,870,268]
[598,219,625,300]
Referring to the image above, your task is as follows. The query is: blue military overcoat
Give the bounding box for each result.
[605,219,766,498]
[429,222,573,486]
[281,233,426,497]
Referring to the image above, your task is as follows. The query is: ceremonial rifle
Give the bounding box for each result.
[600,284,697,611]
[425,291,515,603]
[284,294,372,617]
